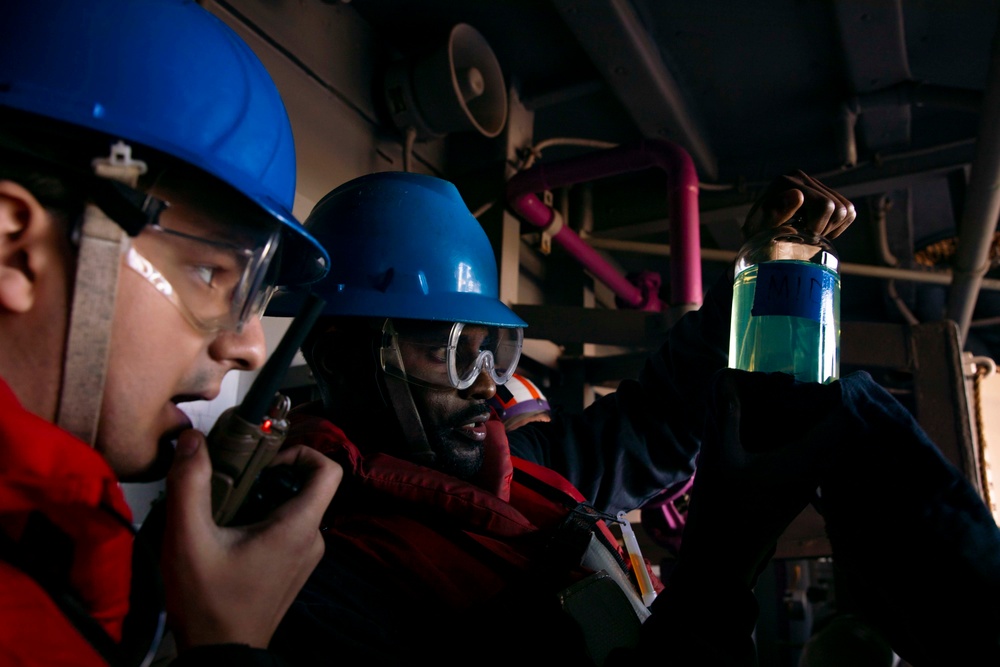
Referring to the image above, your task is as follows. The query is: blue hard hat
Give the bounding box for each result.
[0,0,329,287]
[269,171,526,328]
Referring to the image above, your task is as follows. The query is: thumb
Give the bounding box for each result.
[165,429,216,541]
[773,188,805,226]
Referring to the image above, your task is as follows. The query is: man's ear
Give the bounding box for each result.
[0,179,56,314]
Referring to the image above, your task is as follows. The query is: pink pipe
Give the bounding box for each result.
[506,138,702,310]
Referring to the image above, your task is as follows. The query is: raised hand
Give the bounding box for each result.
[743,170,855,242]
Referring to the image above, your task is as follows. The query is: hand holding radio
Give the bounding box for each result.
[157,292,343,651]
[207,293,326,525]
[161,427,342,650]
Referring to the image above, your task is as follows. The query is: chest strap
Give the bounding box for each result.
[513,467,651,619]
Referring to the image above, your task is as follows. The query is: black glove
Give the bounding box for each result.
[814,371,1000,666]
[674,368,843,587]
[631,368,846,667]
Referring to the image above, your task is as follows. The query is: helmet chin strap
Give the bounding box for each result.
[55,141,144,446]
[381,372,437,467]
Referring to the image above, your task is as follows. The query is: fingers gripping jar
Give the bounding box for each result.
[728,226,840,384]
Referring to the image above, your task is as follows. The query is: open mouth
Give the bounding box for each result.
[451,410,490,442]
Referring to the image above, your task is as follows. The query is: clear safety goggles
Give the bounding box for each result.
[126,221,280,334]
[380,318,524,390]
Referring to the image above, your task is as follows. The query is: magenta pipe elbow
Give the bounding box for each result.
[506,139,702,310]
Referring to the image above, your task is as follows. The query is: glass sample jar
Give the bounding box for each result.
[728,226,840,384]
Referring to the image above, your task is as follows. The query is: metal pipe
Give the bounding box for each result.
[506,138,701,311]
[838,101,859,170]
[947,11,1000,343]
[582,236,1000,292]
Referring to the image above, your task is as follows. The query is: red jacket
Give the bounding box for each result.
[0,378,133,666]
[284,410,661,618]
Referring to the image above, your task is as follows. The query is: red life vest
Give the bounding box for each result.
[0,378,134,666]
[286,412,662,611]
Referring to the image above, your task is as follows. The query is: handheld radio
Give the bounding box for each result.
[207,292,325,525]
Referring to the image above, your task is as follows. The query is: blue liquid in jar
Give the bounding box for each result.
[729,260,840,384]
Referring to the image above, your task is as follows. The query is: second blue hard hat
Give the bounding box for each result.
[269,171,526,328]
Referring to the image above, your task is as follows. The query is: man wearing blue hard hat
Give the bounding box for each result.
[256,170,836,663]
[272,169,1000,666]
[0,1,342,664]
[260,170,844,666]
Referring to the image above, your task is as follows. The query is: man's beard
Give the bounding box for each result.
[425,407,488,481]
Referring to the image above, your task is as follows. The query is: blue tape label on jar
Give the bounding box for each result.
[751,261,836,321]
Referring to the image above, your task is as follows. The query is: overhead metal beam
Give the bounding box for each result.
[550,0,717,180]
[691,139,978,228]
